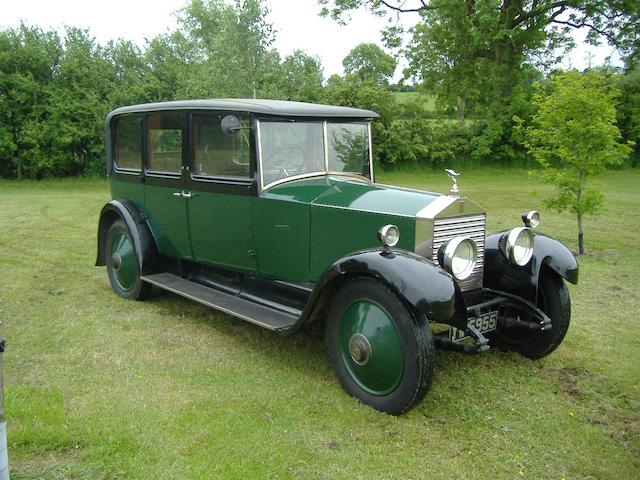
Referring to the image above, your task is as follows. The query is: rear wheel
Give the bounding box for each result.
[490,269,570,359]
[326,277,435,414]
[105,219,150,300]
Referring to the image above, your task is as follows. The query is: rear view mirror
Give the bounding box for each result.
[221,115,246,135]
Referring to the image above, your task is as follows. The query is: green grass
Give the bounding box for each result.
[394,91,437,112]
[1,169,639,479]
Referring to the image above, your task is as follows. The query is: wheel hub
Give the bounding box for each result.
[348,333,372,366]
[111,253,122,272]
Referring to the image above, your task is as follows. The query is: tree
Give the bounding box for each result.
[319,1,639,66]
[521,70,632,254]
[342,43,396,85]
[281,50,325,102]
[617,68,640,166]
[178,0,279,98]
[320,1,639,164]
[0,24,61,178]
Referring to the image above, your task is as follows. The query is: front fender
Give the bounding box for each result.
[484,230,579,303]
[95,199,160,274]
[302,249,458,327]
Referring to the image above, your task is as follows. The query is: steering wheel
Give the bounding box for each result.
[264,145,306,177]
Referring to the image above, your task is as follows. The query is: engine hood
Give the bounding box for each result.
[263,175,441,216]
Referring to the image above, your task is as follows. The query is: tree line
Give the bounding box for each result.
[0,0,638,179]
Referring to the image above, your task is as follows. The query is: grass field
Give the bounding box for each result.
[394,91,437,112]
[1,168,639,479]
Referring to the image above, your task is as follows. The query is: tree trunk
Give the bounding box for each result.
[577,212,584,255]
[577,170,586,255]
[457,96,465,125]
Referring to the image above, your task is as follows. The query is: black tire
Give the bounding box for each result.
[105,219,150,301]
[490,268,571,359]
[326,277,435,415]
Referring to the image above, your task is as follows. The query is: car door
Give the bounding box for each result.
[185,111,256,273]
[143,111,192,259]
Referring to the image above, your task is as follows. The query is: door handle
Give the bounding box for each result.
[172,191,197,198]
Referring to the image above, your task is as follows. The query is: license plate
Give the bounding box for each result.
[449,311,498,342]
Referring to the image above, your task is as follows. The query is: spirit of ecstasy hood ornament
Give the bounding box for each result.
[445,169,460,197]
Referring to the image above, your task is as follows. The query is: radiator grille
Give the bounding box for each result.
[432,214,486,291]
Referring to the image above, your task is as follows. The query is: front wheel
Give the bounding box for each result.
[105,219,150,301]
[489,269,571,359]
[326,277,435,415]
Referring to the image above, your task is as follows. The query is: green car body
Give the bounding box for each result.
[97,99,579,414]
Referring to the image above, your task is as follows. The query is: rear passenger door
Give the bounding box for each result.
[143,111,192,259]
[186,112,257,273]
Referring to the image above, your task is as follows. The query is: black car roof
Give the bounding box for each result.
[106,99,379,121]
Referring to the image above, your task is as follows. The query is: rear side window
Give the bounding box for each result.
[114,115,142,171]
[192,113,251,178]
[147,113,183,174]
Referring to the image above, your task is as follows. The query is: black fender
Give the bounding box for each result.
[95,199,160,274]
[483,230,579,304]
[294,249,460,333]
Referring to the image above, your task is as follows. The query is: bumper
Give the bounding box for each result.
[434,288,551,354]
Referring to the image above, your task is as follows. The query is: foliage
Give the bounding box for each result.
[177,0,280,98]
[324,76,395,166]
[0,24,61,179]
[281,50,325,102]
[2,1,640,178]
[319,1,640,69]
[617,68,640,166]
[520,70,632,253]
[342,42,396,86]
[321,0,639,168]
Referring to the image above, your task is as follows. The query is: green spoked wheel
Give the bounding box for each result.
[105,219,150,300]
[327,277,435,415]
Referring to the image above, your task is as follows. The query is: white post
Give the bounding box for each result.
[0,339,8,480]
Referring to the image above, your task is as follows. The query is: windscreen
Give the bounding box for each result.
[327,123,370,176]
[259,120,371,187]
[259,121,325,186]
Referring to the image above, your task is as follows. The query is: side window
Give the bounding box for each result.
[146,113,183,174]
[192,113,250,178]
[114,115,142,171]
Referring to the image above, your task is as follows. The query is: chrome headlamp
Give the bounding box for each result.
[503,227,534,266]
[522,210,540,228]
[378,224,400,247]
[438,236,478,281]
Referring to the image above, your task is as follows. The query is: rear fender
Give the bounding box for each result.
[95,199,160,274]
[484,231,579,303]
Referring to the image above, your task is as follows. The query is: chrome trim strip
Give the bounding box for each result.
[323,120,329,172]
[368,122,374,181]
[416,196,457,219]
[256,118,264,194]
[262,172,371,191]
[112,166,141,175]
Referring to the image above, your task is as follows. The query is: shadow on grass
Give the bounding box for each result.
[140,286,520,411]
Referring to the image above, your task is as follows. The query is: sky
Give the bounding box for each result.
[1,0,621,81]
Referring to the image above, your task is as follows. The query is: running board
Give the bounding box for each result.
[141,273,298,332]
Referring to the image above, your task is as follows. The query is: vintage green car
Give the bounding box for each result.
[96,99,578,414]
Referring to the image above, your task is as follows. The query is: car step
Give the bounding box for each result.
[141,273,299,332]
